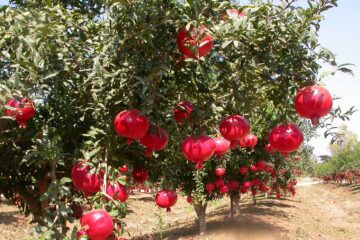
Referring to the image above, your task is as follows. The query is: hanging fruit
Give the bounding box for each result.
[214,167,226,177]
[173,101,194,124]
[181,135,215,169]
[213,137,231,157]
[140,125,169,157]
[5,98,35,128]
[295,85,333,126]
[219,115,250,148]
[105,181,129,202]
[240,134,258,149]
[71,162,101,194]
[268,123,304,156]
[265,143,276,155]
[80,210,114,240]
[113,109,150,144]
[131,167,149,184]
[177,25,213,60]
[205,183,215,193]
[155,189,178,212]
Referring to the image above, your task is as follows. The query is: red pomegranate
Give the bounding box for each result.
[219,185,229,194]
[241,134,258,149]
[106,181,129,202]
[187,196,193,204]
[265,143,276,155]
[71,162,101,193]
[181,135,215,169]
[131,168,149,183]
[219,115,250,148]
[113,109,150,144]
[155,189,178,212]
[214,167,226,177]
[213,137,230,157]
[215,178,225,188]
[205,183,215,193]
[295,85,333,126]
[140,125,169,157]
[252,178,261,186]
[119,165,128,173]
[76,230,87,239]
[250,164,257,172]
[177,25,213,60]
[255,160,267,171]
[259,184,268,192]
[239,166,248,175]
[240,187,248,194]
[275,193,282,199]
[81,210,114,240]
[242,181,252,189]
[268,124,303,156]
[228,180,239,190]
[173,101,194,124]
[5,98,35,128]
[251,189,257,196]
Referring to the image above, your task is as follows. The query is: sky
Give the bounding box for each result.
[0,0,359,156]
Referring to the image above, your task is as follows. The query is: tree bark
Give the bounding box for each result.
[194,203,207,237]
[230,192,240,219]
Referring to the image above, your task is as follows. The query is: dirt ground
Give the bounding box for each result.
[1,178,360,240]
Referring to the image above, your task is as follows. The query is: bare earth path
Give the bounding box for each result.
[1,179,360,239]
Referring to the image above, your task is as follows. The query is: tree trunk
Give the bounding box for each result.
[194,203,207,237]
[252,194,257,205]
[36,173,49,216]
[230,192,240,219]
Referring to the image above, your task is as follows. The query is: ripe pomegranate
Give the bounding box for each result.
[113,109,150,144]
[76,230,87,239]
[242,181,252,189]
[241,134,258,149]
[214,167,226,177]
[140,125,169,157]
[219,115,250,148]
[219,185,229,194]
[251,189,257,196]
[213,137,230,157]
[250,164,257,172]
[268,123,303,156]
[259,184,267,192]
[177,25,213,60]
[252,178,261,186]
[71,162,101,193]
[181,135,215,169]
[106,181,129,202]
[275,193,282,199]
[255,160,267,171]
[205,183,215,193]
[131,168,149,183]
[173,101,194,124]
[240,187,248,194]
[5,98,35,128]
[187,196,193,204]
[119,165,128,173]
[155,189,178,212]
[295,85,333,126]
[265,143,276,155]
[215,178,225,188]
[239,166,248,175]
[228,180,239,190]
[81,210,114,240]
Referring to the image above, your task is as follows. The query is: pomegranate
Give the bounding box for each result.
[181,135,215,169]
[155,189,178,212]
[173,101,194,124]
[140,125,169,157]
[219,185,229,194]
[213,137,230,157]
[252,178,261,186]
[219,115,250,148]
[71,162,101,193]
[268,123,303,156]
[76,230,88,239]
[265,143,276,155]
[113,109,150,144]
[228,180,239,190]
[81,210,114,240]
[177,25,213,60]
[5,98,35,128]
[242,181,252,189]
[250,164,257,172]
[187,196,193,204]
[240,187,248,194]
[241,134,258,149]
[251,189,258,196]
[119,165,128,173]
[106,181,129,202]
[205,183,215,193]
[239,166,248,175]
[214,167,226,177]
[295,85,333,126]
[259,184,267,192]
[215,178,225,188]
[255,160,267,171]
[131,168,149,183]
[275,193,282,199]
